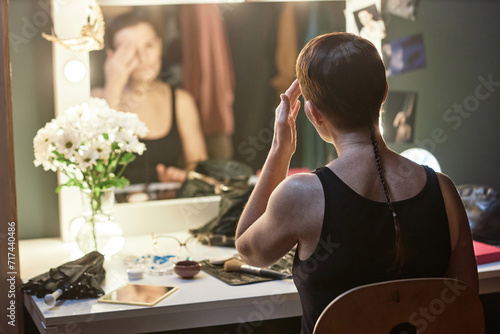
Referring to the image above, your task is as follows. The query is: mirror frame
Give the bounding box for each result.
[52,0,227,241]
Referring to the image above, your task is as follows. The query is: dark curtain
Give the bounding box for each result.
[223,3,281,171]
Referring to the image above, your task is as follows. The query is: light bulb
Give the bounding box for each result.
[64,60,86,83]
[401,148,442,172]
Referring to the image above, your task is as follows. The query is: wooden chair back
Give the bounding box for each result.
[313,278,484,334]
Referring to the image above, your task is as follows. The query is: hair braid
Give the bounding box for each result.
[369,124,405,273]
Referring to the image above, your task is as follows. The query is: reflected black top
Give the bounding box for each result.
[293,166,451,334]
[123,86,182,184]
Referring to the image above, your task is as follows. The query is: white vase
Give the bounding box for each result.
[76,188,124,256]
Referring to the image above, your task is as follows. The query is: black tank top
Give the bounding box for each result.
[293,165,451,334]
[123,85,183,184]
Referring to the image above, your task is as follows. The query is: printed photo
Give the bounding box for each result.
[385,0,418,21]
[353,4,387,41]
[382,91,417,144]
[382,33,426,77]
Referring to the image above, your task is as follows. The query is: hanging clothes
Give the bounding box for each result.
[179,4,235,137]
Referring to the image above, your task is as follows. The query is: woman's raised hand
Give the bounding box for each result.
[272,79,302,158]
[103,43,139,99]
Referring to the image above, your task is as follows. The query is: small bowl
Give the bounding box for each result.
[173,260,201,278]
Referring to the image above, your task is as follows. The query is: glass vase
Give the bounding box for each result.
[76,188,124,256]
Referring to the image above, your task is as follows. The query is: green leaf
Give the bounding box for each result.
[55,179,85,192]
[114,177,130,189]
[95,162,105,173]
[119,152,136,165]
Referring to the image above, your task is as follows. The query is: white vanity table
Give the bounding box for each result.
[21,233,500,334]
[20,234,302,334]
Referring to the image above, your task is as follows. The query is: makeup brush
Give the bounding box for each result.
[224,259,292,280]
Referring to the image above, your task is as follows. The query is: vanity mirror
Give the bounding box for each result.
[49,0,346,241]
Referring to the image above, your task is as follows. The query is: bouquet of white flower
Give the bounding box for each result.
[33,98,148,253]
[34,98,148,191]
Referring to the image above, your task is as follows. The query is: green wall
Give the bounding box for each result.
[385,1,500,188]
[11,0,500,240]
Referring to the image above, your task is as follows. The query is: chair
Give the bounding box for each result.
[313,278,485,334]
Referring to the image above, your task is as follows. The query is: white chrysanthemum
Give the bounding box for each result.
[33,127,54,165]
[76,147,99,169]
[122,136,146,155]
[33,97,149,187]
[116,112,148,137]
[113,130,131,147]
[54,130,80,160]
[58,108,82,133]
[80,112,105,139]
[93,139,112,162]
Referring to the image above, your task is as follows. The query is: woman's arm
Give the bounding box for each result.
[437,172,479,294]
[235,80,303,267]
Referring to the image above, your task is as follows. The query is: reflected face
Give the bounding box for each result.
[358,10,373,26]
[113,22,162,83]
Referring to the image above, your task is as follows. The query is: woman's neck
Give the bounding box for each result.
[127,79,160,93]
[331,125,388,157]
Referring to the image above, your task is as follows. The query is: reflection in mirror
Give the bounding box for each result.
[90,2,346,194]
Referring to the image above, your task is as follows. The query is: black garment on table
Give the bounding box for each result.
[123,85,183,184]
[293,165,451,334]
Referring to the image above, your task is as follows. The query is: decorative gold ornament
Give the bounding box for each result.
[42,0,105,52]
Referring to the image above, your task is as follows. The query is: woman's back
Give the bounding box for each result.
[293,164,451,334]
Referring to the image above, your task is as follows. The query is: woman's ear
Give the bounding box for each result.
[304,100,324,127]
[383,81,389,102]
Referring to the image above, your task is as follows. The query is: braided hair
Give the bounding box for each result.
[369,123,404,273]
[296,33,405,272]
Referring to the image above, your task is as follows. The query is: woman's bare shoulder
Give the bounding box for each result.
[271,172,323,215]
[173,87,196,105]
[435,171,460,198]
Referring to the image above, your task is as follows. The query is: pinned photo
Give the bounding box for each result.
[385,0,418,21]
[353,4,387,41]
[382,33,426,77]
[382,91,417,144]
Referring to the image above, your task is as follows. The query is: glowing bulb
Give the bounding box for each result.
[64,60,86,83]
[401,148,442,172]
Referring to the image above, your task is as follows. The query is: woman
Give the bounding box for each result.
[92,13,207,184]
[235,33,478,334]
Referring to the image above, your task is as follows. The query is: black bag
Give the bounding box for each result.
[177,159,253,198]
[178,160,254,246]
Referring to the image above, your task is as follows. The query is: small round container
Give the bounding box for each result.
[127,268,143,280]
[173,260,201,279]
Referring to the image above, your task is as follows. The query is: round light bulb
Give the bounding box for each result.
[401,148,442,172]
[64,60,86,83]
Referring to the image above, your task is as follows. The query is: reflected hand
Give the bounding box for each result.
[272,79,301,157]
[156,164,187,183]
[104,42,139,93]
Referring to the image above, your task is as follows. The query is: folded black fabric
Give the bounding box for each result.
[21,251,106,300]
